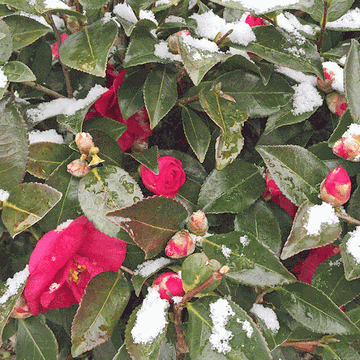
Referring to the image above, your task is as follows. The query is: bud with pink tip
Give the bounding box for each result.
[75,132,95,155]
[332,134,360,162]
[67,154,91,177]
[167,30,190,54]
[187,210,208,236]
[10,296,32,319]
[165,230,195,258]
[317,67,335,93]
[265,169,282,196]
[153,272,185,302]
[321,166,351,207]
[326,92,348,117]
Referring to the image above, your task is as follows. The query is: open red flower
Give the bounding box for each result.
[23,216,127,315]
[85,66,152,151]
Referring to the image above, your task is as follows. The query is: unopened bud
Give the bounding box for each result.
[165,230,195,258]
[67,155,91,177]
[167,30,190,54]
[326,92,348,117]
[187,210,208,236]
[317,68,335,93]
[153,272,185,302]
[75,132,95,155]
[10,296,32,319]
[321,166,351,207]
[265,169,282,196]
[333,135,360,162]
[88,147,105,166]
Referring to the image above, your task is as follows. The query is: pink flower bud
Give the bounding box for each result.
[67,156,91,177]
[187,210,208,236]
[51,33,69,59]
[326,92,348,117]
[332,135,360,162]
[165,230,195,258]
[153,272,185,302]
[321,166,351,207]
[10,296,32,319]
[265,169,282,196]
[167,30,190,54]
[75,132,95,155]
[245,14,266,27]
[317,67,335,93]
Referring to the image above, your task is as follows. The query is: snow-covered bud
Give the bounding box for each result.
[153,272,185,302]
[75,132,95,155]
[326,92,348,117]
[67,154,91,177]
[332,135,360,162]
[167,30,190,54]
[10,296,32,319]
[165,230,195,258]
[317,67,335,93]
[265,169,282,196]
[321,166,351,207]
[187,210,208,236]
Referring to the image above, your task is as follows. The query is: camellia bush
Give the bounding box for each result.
[2,0,360,359]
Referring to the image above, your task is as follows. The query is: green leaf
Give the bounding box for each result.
[128,145,159,175]
[2,183,62,237]
[78,165,143,237]
[281,201,342,260]
[316,341,360,360]
[234,199,282,257]
[312,254,360,307]
[203,231,296,287]
[112,344,132,360]
[106,196,188,259]
[144,65,178,129]
[2,61,36,82]
[328,109,354,147]
[186,296,272,360]
[0,0,36,14]
[256,145,329,206]
[341,231,360,281]
[3,15,50,51]
[310,0,354,22]
[28,142,74,180]
[0,99,28,191]
[229,26,323,79]
[198,159,264,213]
[16,316,58,360]
[181,253,221,294]
[83,117,127,142]
[0,21,11,65]
[213,69,295,117]
[114,6,137,36]
[78,0,109,9]
[181,106,210,163]
[345,39,360,123]
[59,18,117,77]
[71,271,131,357]
[276,282,360,334]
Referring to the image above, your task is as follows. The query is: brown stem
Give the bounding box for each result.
[254,289,268,304]
[280,338,339,353]
[176,94,200,106]
[174,304,188,359]
[47,13,73,98]
[336,212,360,226]
[22,81,65,99]
[317,2,328,54]
[216,29,233,46]
[260,14,274,26]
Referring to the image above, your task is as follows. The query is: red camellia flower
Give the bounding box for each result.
[140,156,186,198]
[85,66,152,151]
[51,33,69,59]
[245,14,266,27]
[153,272,185,302]
[23,216,127,315]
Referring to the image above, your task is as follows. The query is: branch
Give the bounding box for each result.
[176,94,200,106]
[336,212,360,226]
[317,1,328,53]
[22,81,65,99]
[216,29,233,46]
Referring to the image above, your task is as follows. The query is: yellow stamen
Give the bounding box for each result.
[68,260,87,283]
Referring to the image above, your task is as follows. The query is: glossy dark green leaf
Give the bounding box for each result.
[2,183,62,237]
[78,0,108,9]
[0,99,28,191]
[113,344,132,360]
[78,165,143,237]
[59,19,117,77]
[128,145,159,175]
[0,21,11,65]
[276,282,360,334]
[213,69,295,117]
[144,66,178,129]
[181,105,210,163]
[181,253,221,294]
[198,159,264,213]
[256,145,329,206]
[186,296,272,360]
[0,0,36,14]
[328,109,354,147]
[203,231,296,287]
[28,142,73,180]
[281,201,342,260]
[83,117,127,142]
[341,232,360,281]
[71,271,131,357]
[316,341,360,360]
[310,0,354,22]
[3,15,50,51]
[2,61,36,82]
[106,196,188,259]
[16,316,58,360]
[234,199,282,257]
[312,254,360,307]
[345,39,360,123]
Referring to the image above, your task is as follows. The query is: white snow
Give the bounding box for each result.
[133,257,172,277]
[18,12,52,28]
[139,10,158,26]
[0,67,8,88]
[0,189,9,202]
[28,129,65,144]
[222,245,232,258]
[304,202,340,236]
[346,226,360,264]
[0,265,29,305]
[322,61,344,93]
[226,0,298,15]
[228,47,253,62]
[44,0,70,9]
[113,3,137,23]
[55,219,74,232]
[291,82,323,116]
[155,0,171,4]
[154,41,181,61]
[240,235,249,246]
[343,123,360,138]
[237,319,254,338]
[131,287,169,344]
[275,65,317,86]
[209,298,235,354]
[327,8,360,30]
[182,34,220,53]
[250,303,280,334]
[277,12,317,39]
[165,16,186,24]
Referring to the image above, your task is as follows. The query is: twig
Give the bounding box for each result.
[22,81,65,99]
[260,14,275,25]
[120,265,151,287]
[336,212,360,226]
[216,29,233,46]
[280,338,339,353]
[317,2,328,54]
[176,94,200,106]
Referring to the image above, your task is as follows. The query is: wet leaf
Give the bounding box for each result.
[128,145,159,175]
[83,117,127,142]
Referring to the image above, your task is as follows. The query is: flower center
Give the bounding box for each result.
[68,260,87,283]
